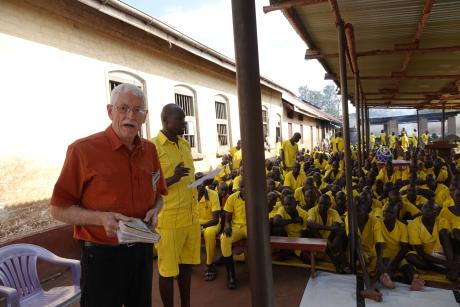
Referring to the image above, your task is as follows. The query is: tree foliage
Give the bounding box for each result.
[298,84,340,117]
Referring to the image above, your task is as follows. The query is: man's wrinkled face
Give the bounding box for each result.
[108,90,147,143]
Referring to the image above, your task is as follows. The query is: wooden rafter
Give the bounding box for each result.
[325,74,460,80]
[263,0,328,13]
[305,45,460,60]
[363,90,458,96]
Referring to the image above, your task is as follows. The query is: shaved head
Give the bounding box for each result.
[161,103,184,124]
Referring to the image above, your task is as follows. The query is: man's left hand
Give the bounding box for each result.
[144,198,163,229]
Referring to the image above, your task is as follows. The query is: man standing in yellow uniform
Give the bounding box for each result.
[401,131,409,152]
[388,132,396,149]
[369,132,376,150]
[280,133,301,170]
[380,130,387,146]
[334,131,345,153]
[152,104,200,307]
[195,173,221,282]
[220,178,247,289]
[421,130,429,147]
[411,129,418,148]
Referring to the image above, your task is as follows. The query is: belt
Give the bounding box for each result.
[82,241,138,248]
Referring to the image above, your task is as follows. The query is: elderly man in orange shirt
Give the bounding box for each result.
[50,83,167,307]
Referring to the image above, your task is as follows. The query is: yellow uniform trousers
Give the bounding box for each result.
[220,224,247,257]
[202,224,221,265]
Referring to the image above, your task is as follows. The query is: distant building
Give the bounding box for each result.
[0,0,339,206]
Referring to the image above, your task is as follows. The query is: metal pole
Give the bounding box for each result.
[417,109,420,147]
[338,20,356,274]
[355,73,362,170]
[230,1,274,306]
[442,102,446,139]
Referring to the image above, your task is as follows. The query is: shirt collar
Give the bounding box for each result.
[105,125,143,151]
[157,130,185,146]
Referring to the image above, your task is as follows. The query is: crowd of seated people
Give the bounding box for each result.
[194,133,460,301]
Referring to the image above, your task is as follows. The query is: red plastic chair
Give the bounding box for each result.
[0,243,80,307]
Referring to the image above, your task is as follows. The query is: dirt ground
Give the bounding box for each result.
[0,199,62,244]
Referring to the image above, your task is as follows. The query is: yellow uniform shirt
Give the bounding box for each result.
[230,149,242,171]
[442,197,454,209]
[314,159,327,170]
[224,191,246,227]
[294,187,306,207]
[346,214,384,255]
[380,220,409,258]
[215,163,232,183]
[376,168,401,184]
[411,132,418,147]
[232,175,241,192]
[439,207,460,231]
[269,202,282,220]
[421,133,428,145]
[284,171,307,191]
[281,140,299,168]
[370,135,376,148]
[198,188,221,225]
[335,137,344,152]
[276,206,309,237]
[153,131,196,228]
[389,135,396,148]
[408,216,450,254]
[402,195,428,209]
[401,134,409,151]
[380,132,387,146]
[307,206,342,239]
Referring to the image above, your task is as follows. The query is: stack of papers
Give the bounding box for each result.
[117,218,161,244]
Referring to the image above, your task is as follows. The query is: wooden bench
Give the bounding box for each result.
[270,236,327,278]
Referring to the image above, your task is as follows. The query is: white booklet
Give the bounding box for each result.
[117,218,161,244]
[187,168,222,188]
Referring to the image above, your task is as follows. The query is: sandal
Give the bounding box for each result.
[203,265,217,281]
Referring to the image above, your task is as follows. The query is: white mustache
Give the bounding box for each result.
[122,121,139,129]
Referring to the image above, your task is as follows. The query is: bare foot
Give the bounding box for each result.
[379,273,395,289]
[360,289,383,302]
[410,274,425,291]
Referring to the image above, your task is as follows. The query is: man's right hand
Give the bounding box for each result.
[99,212,131,237]
[223,226,232,237]
[174,162,190,180]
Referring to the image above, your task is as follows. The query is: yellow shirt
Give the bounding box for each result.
[411,132,418,147]
[282,140,299,168]
[380,132,387,146]
[224,191,246,227]
[421,133,428,145]
[346,214,384,255]
[314,159,327,170]
[401,134,409,151]
[276,206,309,237]
[198,188,221,224]
[294,187,306,206]
[439,207,460,230]
[231,149,242,171]
[152,131,196,228]
[269,202,282,220]
[408,217,450,254]
[307,206,342,239]
[442,197,454,209]
[232,175,241,192]
[389,135,396,148]
[380,220,408,258]
[376,168,401,184]
[284,171,307,191]
[335,137,344,152]
[215,163,232,183]
[370,135,376,147]
[402,195,428,209]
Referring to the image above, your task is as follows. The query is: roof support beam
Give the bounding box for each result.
[325,74,460,80]
[305,44,460,60]
[263,0,328,13]
[363,90,459,96]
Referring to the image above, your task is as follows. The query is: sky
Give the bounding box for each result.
[123,0,331,94]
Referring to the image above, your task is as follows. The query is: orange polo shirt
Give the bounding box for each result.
[50,126,167,244]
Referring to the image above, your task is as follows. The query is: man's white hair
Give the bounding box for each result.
[110,83,145,106]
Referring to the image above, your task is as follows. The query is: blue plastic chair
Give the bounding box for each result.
[0,243,81,307]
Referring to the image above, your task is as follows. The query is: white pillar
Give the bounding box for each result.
[419,117,428,133]
[447,116,457,136]
[387,119,398,134]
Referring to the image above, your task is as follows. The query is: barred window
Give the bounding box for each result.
[174,85,199,152]
[215,97,230,151]
[262,108,269,137]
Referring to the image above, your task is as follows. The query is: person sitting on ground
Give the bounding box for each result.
[402,185,428,210]
[196,173,221,282]
[376,161,401,185]
[220,178,248,289]
[268,165,283,184]
[323,160,343,184]
[384,189,420,222]
[267,192,281,226]
[284,162,306,191]
[232,165,243,192]
[334,191,347,217]
[406,200,458,281]
[307,194,348,273]
[377,204,425,290]
[439,187,460,256]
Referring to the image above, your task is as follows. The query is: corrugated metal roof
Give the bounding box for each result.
[276,0,460,109]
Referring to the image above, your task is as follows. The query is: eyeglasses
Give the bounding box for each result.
[113,104,147,116]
